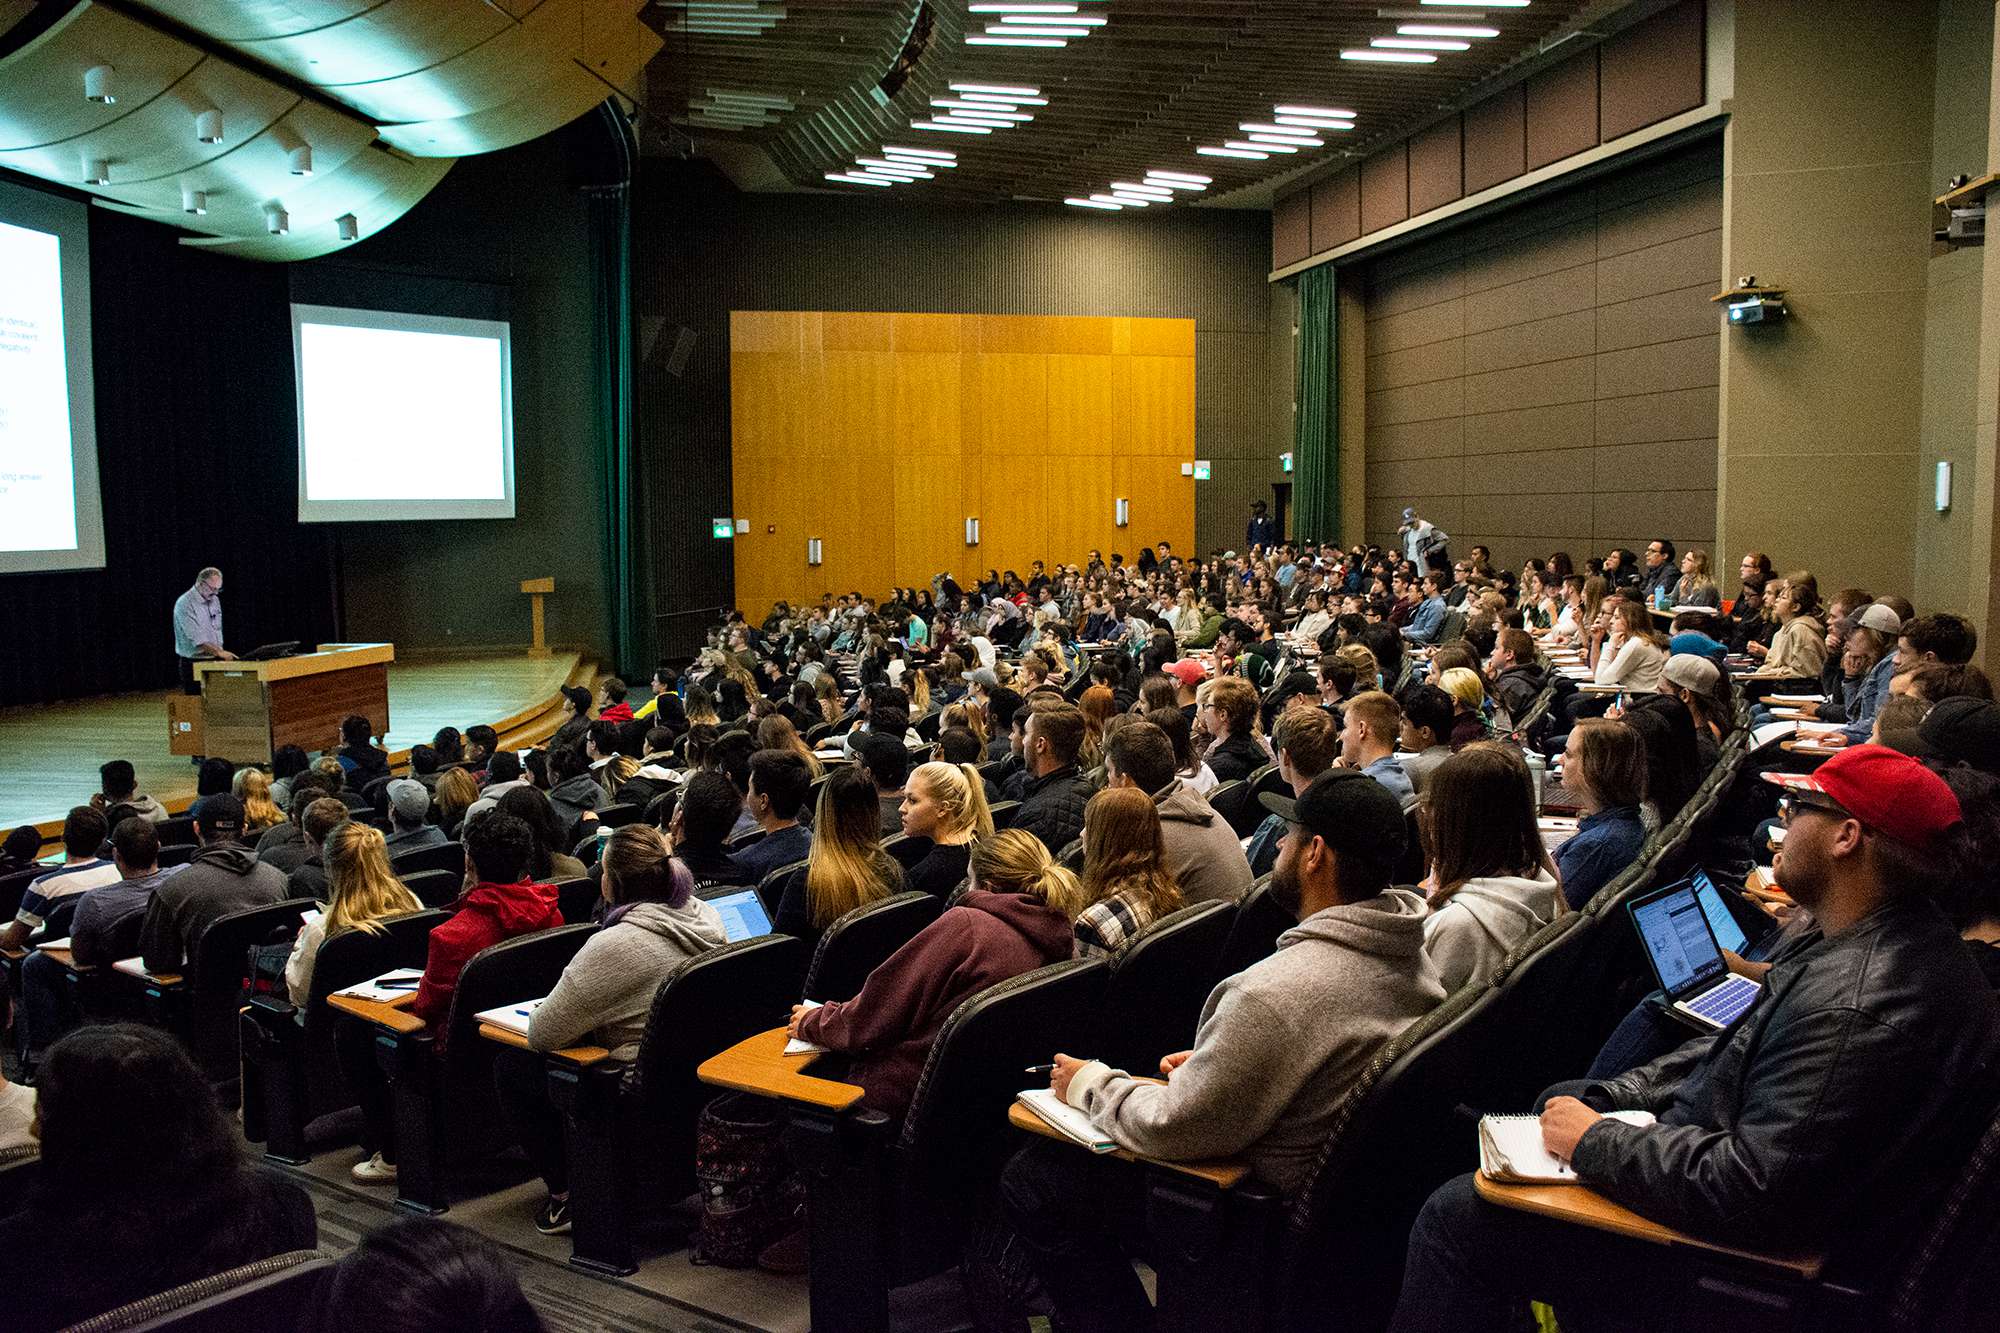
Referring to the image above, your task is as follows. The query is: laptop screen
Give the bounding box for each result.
[1630,886,1727,996]
[1690,869,1749,956]
[707,889,772,943]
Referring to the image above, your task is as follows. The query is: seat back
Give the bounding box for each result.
[1206,780,1256,836]
[399,868,462,908]
[184,898,319,1076]
[156,816,199,847]
[597,802,643,829]
[158,845,197,868]
[987,800,1021,830]
[1393,806,1426,888]
[65,1251,331,1333]
[0,866,43,923]
[880,833,935,871]
[1213,876,1290,984]
[758,860,807,916]
[1094,900,1234,1072]
[389,841,464,878]
[555,876,600,924]
[726,827,767,852]
[444,924,596,1058]
[803,892,945,1002]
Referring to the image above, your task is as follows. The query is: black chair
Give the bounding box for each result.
[134,897,319,1084]
[803,892,945,1002]
[1093,900,1235,1074]
[879,833,934,871]
[389,841,464,878]
[556,877,599,924]
[0,1145,39,1219]
[976,759,1010,784]
[155,816,199,847]
[1213,875,1289,984]
[553,934,811,1275]
[1207,780,1263,838]
[759,860,807,918]
[988,800,1021,831]
[65,1251,331,1333]
[805,720,837,744]
[726,827,767,852]
[399,868,462,908]
[1393,805,1426,888]
[0,866,44,923]
[157,845,198,868]
[596,801,643,830]
[915,709,944,742]
[377,924,595,1213]
[240,908,446,1164]
[1056,837,1084,872]
[789,958,1110,1333]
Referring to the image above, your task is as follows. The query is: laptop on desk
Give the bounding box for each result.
[236,641,301,662]
[699,887,774,942]
[1629,880,1763,1032]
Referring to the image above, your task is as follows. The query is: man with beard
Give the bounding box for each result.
[1389,745,1998,1332]
[1001,770,1444,1330]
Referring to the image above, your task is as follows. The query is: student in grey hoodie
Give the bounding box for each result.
[491,824,727,1236]
[1102,722,1253,905]
[543,745,607,838]
[1005,768,1446,1329]
[1418,744,1561,993]
[138,795,288,973]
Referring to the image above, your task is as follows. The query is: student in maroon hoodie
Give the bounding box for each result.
[343,811,564,1185]
[788,828,1085,1117]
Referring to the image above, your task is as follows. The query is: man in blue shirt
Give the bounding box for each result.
[1401,573,1449,647]
[730,750,815,885]
[1800,604,1903,748]
[172,565,233,695]
[1340,690,1417,810]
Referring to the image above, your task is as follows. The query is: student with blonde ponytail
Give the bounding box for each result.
[494,824,729,1236]
[788,825,1078,1115]
[284,822,421,1006]
[897,761,995,896]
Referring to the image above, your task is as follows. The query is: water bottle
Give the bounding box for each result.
[1524,749,1546,810]
[1655,583,1671,612]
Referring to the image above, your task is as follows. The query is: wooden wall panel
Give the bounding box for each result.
[1463,86,1527,195]
[1407,117,1465,217]
[1599,0,1705,141]
[1311,170,1361,252]
[1361,144,1411,235]
[1273,189,1312,268]
[1526,51,1602,171]
[729,311,1194,609]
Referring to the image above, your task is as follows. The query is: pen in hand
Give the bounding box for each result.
[1024,1064,1055,1076]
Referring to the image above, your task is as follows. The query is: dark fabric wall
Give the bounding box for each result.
[1,200,336,708]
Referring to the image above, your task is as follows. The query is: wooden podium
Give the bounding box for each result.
[171,643,394,763]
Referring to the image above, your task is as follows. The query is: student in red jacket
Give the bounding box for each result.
[788,828,1084,1117]
[343,811,563,1185]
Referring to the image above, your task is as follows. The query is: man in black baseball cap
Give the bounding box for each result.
[1893,696,2000,776]
[1003,768,1444,1329]
[136,792,288,973]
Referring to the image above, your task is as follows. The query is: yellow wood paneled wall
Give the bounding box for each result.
[728,312,1195,616]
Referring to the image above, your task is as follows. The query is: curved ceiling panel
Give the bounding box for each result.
[0,1,201,150]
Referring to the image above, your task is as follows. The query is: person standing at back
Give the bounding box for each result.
[1246,500,1279,552]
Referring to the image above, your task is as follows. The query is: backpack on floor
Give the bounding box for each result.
[690,1091,801,1267]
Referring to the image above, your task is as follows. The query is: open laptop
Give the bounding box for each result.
[236,641,301,662]
[1628,880,1763,1032]
[701,887,774,943]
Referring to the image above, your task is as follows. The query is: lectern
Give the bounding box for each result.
[171,643,394,763]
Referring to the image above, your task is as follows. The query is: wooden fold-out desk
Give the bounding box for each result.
[182,643,394,763]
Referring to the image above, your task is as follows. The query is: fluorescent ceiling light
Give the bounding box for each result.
[1092,194,1139,206]
[936,114,1017,127]
[1111,182,1174,196]
[950,83,1042,96]
[958,92,1049,105]
[989,24,1088,35]
[1000,12,1103,23]
[931,100,1033,117]
[1274,104,1355,118]
[882,145,957,160]
[1146,170,1211,184]
[826,173,894,186]
[1108,196,1154,206]
[1341,48,1438,61]
[1241,122,1328,135]
[1227,139,1295,153]
[857,159,934,176]
[1373,36,1471,48]
[970,2,1076,9]
[1146,179,1207,191]
[1398,22,1500,35]
[1275,115,1354,129]
[1066,197,1122,209]
[911,120,992,133]
[1423,0,1528,5]
[1249,133,1324,147]
[1197,146,1267,159]
[967,34,1067,45]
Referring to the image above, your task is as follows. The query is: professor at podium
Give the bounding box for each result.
[172,566,235,694]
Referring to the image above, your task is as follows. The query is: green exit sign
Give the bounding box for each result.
[1192,460,1212,481]
[1281,451,1294,473]
[711,518,735,539]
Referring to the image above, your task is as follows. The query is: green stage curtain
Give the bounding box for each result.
[1293,263,1339,545]
[586,177,640,671]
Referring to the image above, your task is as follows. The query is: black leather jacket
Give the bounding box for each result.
[1571,898,1998,1252]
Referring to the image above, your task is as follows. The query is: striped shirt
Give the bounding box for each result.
[17,859,123,930]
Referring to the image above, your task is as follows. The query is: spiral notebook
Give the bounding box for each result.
[1478,1110,1656,1183]
[1018,1088,1119,1153]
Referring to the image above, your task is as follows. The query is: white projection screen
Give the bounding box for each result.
[0,179,105,574]
[292,304,516,522]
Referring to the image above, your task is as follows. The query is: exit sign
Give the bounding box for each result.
[1192,460,1212,481]
[711,518,735,539]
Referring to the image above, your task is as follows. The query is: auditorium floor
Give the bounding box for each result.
[276,1127,983,1333]
[0,650,582,835]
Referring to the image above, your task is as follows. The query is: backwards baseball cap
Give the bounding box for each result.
[1855,603,1902,635]
[386,778,431,823]
[1662,653,1721,696]
[194,793,244,839]
[1260,768,1406,862]
[1905,697,2000,776]
[1762,744,1962,847]
[1401,507,1417,522]
[964,667,999,688]
[1164,659,1208,687]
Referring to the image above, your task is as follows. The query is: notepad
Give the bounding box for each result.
[1018,1087,1119,1154]
[112,957,166,980]
[333,968,425,1002]
[474,997,546,1036]
[785,999,828,1055]
[36,937,72,952]
[1751,721,1797,748]
[1478,1110,1656,1183]
[1767,693,1826,705]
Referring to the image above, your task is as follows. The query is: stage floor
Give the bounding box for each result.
[0,651,585,838]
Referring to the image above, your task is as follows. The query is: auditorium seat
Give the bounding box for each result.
[64,1251,330,1333]
[0,865,44,924]
[390,841,464,878]
[726,826,767,852]
[1212,875,1287,983]
[802,891,944,1003]
[155,816,199,848]
[127,896,318,1084]
[596,801,643,830]
[987,800,1021,830]
[0,1144,39,1219]
[546,933,810,1275]
[399,868,463,908]
[555,877,599,924]
[371,923,594,1213]
[1092,900,1234,1074]
[157,845,198,868]
[756,859,807,916]
[1207,781,1264,838]
[712,957,1107,1333]
[240,907,447,1164]
[879,832,934,871]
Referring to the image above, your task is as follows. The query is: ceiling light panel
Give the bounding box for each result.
[1340,48,1438,60]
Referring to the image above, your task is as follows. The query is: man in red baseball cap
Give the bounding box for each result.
[1390,744,2000,1331]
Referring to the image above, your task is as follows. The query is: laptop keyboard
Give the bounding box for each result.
[1687,977,1759,1025]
